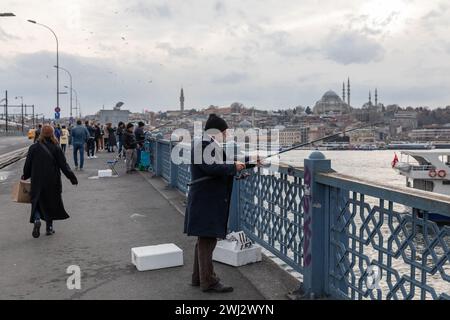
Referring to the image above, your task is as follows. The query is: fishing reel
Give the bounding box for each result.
[236,170,252,180]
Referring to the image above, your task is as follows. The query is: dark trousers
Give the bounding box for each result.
[73,143,85,168]
[61,144,67,153]
[192,237,219,290]
[87,138,95,157]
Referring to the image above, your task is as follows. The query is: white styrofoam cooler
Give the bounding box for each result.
[98,169,113,177]
[213,240,262,267]
[131,243,183,271]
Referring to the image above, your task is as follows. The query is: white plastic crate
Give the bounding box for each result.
[98,169,113,177]
[213,240,262,267]
[131,243,183,271]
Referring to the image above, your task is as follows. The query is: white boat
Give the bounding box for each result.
[393,151,450,223]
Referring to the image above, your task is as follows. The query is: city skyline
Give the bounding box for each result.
[1,0,450,117]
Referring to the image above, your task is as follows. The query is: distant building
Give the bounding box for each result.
[97,108,130,125]
[409,129,450,141]
[314,90,351,115]
[393,111,418,130]
[278,127,309,147]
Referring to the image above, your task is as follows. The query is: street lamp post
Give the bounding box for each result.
[56,66,73,119]
[65,86,80,118]
[27,20,60,114]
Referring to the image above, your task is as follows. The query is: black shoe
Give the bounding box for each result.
[32,220,41,238]
[46,227,55,236]
[203,282,234,293]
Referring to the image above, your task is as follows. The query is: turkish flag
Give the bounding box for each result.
[391,153,399,168]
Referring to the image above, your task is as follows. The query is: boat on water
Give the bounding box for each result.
[387,142,435,150]
[393,151,450,223]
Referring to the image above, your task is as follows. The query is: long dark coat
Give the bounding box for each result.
[184,138,237,239]
[108,127,117,146]
[23,140,77,223]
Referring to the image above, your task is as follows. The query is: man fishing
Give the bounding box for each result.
[184,114,258,293]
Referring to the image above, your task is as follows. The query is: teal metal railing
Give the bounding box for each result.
[149,138,450,300]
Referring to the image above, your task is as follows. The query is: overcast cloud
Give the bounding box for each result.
[1,0,450,117]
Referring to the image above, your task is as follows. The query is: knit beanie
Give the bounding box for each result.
[204,114,228,132]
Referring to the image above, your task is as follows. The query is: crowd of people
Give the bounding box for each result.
[24,120,148,239]
[32,120,147,173]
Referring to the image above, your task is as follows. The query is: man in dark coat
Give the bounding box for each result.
[22,125,78,238]
[184,114,256,293]
[124,123,138,173]
[134,121,146,168]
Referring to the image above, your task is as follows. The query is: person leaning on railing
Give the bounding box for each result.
[124,122,138,174]
[183,114,259,293]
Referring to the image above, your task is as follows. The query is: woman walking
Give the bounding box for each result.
[22,125,78,238]
[60,125,69,153]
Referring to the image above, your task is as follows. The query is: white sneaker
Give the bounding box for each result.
[93,155,98,159]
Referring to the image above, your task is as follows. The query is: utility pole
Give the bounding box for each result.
[5,90,8,133]
[32,105,35,127]
[21,102,24,133]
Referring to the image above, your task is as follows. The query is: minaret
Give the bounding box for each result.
[375,88,378,107]
[180,88,185,112]
[369,90,372,105]
[342,82,346,103]
[347,78,351,107]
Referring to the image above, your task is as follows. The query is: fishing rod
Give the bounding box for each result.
[187,121,384,187]
[261,121,384,161]
[148,121,173,133]
[138,121,174,144]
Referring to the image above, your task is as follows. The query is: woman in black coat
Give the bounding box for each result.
[184,114,253,293]
[22,125,78,238]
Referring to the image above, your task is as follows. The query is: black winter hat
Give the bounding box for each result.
[204,114,228,132]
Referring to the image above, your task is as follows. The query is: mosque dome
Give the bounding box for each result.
[238,119,252,129]
[322,90,340,100]
[313,90,350,115]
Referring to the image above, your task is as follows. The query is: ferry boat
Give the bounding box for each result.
[387,142,434,150]
[393,151,450,223]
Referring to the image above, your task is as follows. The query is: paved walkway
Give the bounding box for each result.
[0,146,299,300]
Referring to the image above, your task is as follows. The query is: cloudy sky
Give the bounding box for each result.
[1,0,450,117]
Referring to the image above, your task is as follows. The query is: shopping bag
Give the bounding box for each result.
[225,231,253,250]
[12,180,31,203]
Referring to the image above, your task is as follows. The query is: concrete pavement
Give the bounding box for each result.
[0,146,299,300]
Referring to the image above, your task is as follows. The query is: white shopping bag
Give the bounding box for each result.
[226,231,253,251]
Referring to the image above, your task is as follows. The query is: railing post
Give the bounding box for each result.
[303,151,332,298]
[169,141,178,188]
[228,178,240,232]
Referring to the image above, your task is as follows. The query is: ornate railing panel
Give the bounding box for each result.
[325,182,450,300]
[239,167,305,273]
